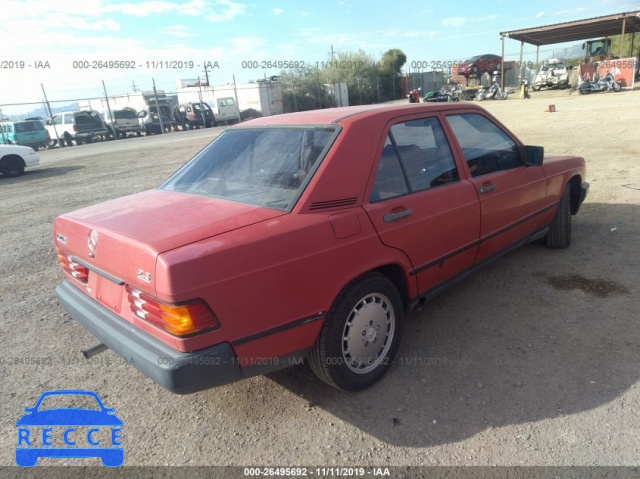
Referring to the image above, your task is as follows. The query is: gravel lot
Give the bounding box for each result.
[1,90,639,475]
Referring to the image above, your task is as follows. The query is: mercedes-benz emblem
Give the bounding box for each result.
[88,229,99,257]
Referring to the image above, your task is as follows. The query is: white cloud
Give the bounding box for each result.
[382,29,438,40]
[536,11,545,18]
[551,8,587,16]
[206,0,247,22]
[441,15,498,28]
[161,25,197,38]
[272,8,284,15]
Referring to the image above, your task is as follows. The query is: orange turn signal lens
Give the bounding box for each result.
[56,248,89,283]
[126,286,219,336]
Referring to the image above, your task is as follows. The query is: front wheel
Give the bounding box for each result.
[309,273,403,391]
[476,90,486,101]
[0,155,25,177]
[612,82,621,92]
[545,184,571,249]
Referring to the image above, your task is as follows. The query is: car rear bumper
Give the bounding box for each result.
[56,280,243,394]
[76,131,108,140]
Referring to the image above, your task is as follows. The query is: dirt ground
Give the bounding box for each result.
[0,88,638,476]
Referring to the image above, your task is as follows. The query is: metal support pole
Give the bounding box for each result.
[519,41,524,84]
[41,83,61,146]
[152,78,165,134]
[620,18,627,58]
[102,80,117,140]
[500,35,505,89]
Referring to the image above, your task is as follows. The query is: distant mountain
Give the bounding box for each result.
[3,102,78,121]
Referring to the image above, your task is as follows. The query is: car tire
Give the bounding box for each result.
[63,132,74,146]
[309,273,403,391]
[0,154,26,177]
[545,184,571,249]
[136,131,142,137]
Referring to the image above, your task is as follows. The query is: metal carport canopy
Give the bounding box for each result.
[498,11,640,87]
[500,11,640,46]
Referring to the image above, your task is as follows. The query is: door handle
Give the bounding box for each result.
[383,209,413,223]
[478,183,497,194]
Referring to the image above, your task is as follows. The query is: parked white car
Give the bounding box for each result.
[0,144,40,177]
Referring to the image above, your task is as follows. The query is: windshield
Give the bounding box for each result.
[161,127,337,211]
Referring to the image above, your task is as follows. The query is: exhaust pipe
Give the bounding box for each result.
[82,343,108,359]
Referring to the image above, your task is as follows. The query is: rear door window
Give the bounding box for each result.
[371,116,459,202]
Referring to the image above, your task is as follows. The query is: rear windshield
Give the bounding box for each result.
[14,121,45,132]
[161,127,337,211]
[191,103,212,111]
[114,110,137,119]
[75,111,103,126]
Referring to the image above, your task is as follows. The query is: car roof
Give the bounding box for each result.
[238,102,486,127]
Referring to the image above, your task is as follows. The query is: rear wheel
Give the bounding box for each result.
[309,273,403,391]
[545,184,571,249]
[0,154,25,177]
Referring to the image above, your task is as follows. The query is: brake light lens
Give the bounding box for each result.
[126,286,220,336]
[56,248,89,283]
[73,124,77,132]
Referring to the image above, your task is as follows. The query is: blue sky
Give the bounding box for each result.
[0,0,638,115]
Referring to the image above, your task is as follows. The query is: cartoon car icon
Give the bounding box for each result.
[16,390,123,467]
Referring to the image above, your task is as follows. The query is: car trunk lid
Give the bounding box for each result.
[54,189,286,294]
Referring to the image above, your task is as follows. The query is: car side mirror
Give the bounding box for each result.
[521,145,544,166]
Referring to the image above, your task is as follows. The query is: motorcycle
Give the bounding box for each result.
[475,72,509,101]
[423,86,461,102]
[579,72,621,94]
[408,87,421,103]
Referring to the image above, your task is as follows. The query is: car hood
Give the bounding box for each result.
[0,144,34,154]
[54,190,286,291]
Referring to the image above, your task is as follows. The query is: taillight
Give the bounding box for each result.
[126,286,220,336]
[73,124,78,132]
[56,248,89,283]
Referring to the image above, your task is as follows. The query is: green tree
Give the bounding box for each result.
[280,67,336,113]
[279,47,408,110]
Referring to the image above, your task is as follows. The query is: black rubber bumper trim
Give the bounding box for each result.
[56,280,242,394]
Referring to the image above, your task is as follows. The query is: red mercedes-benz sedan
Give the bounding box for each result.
[54,103,588,394]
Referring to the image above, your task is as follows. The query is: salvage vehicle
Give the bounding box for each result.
[0,119,50,150]
[46,110,108,146]
[0,144,40,177]
[531,58,570,91]
[53,103,589,394]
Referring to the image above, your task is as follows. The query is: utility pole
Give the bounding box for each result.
[328,45,336,63]
[41,83,61,146]
[197,76,206,126]
[232,75,240,120]
[202,64,210,86]
[152,78,165,134]
[102,80,117,140]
